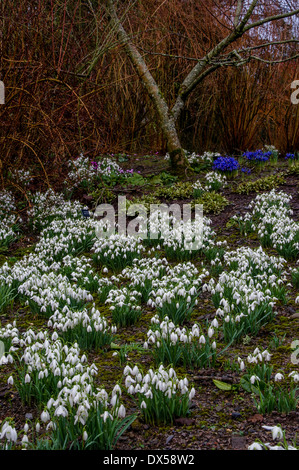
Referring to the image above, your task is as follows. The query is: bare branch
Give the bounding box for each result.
[171,64,220,121]
[240,54,299,65]
[233,0,244,28]
[136,39,299,64]
[239,39,299,53]
[237,0,259,31]
[243,8,299,32]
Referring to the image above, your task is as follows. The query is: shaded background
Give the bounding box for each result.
[0,0,298,181]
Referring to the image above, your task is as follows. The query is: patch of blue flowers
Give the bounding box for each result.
[241,167,251,174]
[285,153,295,160]
[212,156,240,172]
[243,150,272,162]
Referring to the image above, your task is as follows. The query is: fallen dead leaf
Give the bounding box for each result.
[248,414,264,423]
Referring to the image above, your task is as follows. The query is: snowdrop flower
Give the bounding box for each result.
[21,434,29,448]
[144,389,153,399]
[54,405,68,418]
[250,375,260,384]
[262,350,272,361]
[123,365,132,376]
[101,411,113,423]
[110,394,118,407]
[112,384,122,396]
[0,356,8,365]
[262,425,284,441]
[7,376,14,386]
[274,373,284,382]
[199,335,206,344]
[288,371,299,383]
[128,385,135,394]
[46,421,56,431]
[0,423,18,443]
[41,410,50,423]
[118,404,126,418]
[125,376,135,388]
[51,332,58,341]
[248,442,263,450]
[265,444,285,450]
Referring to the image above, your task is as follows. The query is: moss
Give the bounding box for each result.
[276,316,292,327]
[272,345,292,355]
[195,421,208,428]
[0,254,7,267]
[192,192,229,215]
[92,356,124,388]
[126,195,161,212]
[168,149,191,177]
[0,243,36,267]
[154,181,193,199]
[130,419,143,431]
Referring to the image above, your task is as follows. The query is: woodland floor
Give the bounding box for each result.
[0,154,298,452]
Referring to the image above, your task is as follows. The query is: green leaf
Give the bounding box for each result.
[240,377,252,393]
[213,379,232,391]
[124,174,146,186]
[110,342,121,350]
[226,218,237,229]
[148,175,162,185]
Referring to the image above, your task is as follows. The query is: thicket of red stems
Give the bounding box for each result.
[0,0,298,183]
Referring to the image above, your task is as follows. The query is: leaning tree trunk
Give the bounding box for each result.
[105,0,189,174]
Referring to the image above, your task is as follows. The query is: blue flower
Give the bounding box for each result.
[285,153,295,160]
[212,156,239,172]
[243,150,271,162]
[241,167,251,174]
